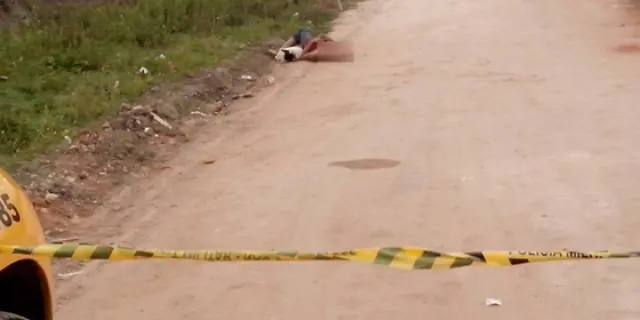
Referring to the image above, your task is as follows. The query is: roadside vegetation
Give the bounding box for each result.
[0,0,344,170]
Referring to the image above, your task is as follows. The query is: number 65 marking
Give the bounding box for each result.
[0,193,21,228]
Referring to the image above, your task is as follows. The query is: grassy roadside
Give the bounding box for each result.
[0,0,346,171]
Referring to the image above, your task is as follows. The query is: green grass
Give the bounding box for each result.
[0,0,343,170]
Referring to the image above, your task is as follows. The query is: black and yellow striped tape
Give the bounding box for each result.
[2,244,639,270]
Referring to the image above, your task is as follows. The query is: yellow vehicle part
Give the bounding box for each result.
[0,169,55,320]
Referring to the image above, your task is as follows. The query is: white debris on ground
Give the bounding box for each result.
[485,298,502,307]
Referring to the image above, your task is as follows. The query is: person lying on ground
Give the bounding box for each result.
[275,28,321,62]
[277,29,353,63]
[280,28,316,51]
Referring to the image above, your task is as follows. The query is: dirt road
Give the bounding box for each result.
[56,0,640,319]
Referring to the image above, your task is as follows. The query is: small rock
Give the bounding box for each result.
[0,75,8,81]
[485,298,502,307]
[102,121,111,130]
[47,182,68,195]
[131,105,151,114]
[265,76,276,86]
[44,193,60,202]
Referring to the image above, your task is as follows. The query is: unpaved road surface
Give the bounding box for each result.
[57,0,640,319]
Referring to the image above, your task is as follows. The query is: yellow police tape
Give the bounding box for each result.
[2,244,640,270]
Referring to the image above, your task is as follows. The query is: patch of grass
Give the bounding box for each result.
[0,0,348,170]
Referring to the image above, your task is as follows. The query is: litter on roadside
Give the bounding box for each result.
[150,112,173,129]
[485,298,502,307]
